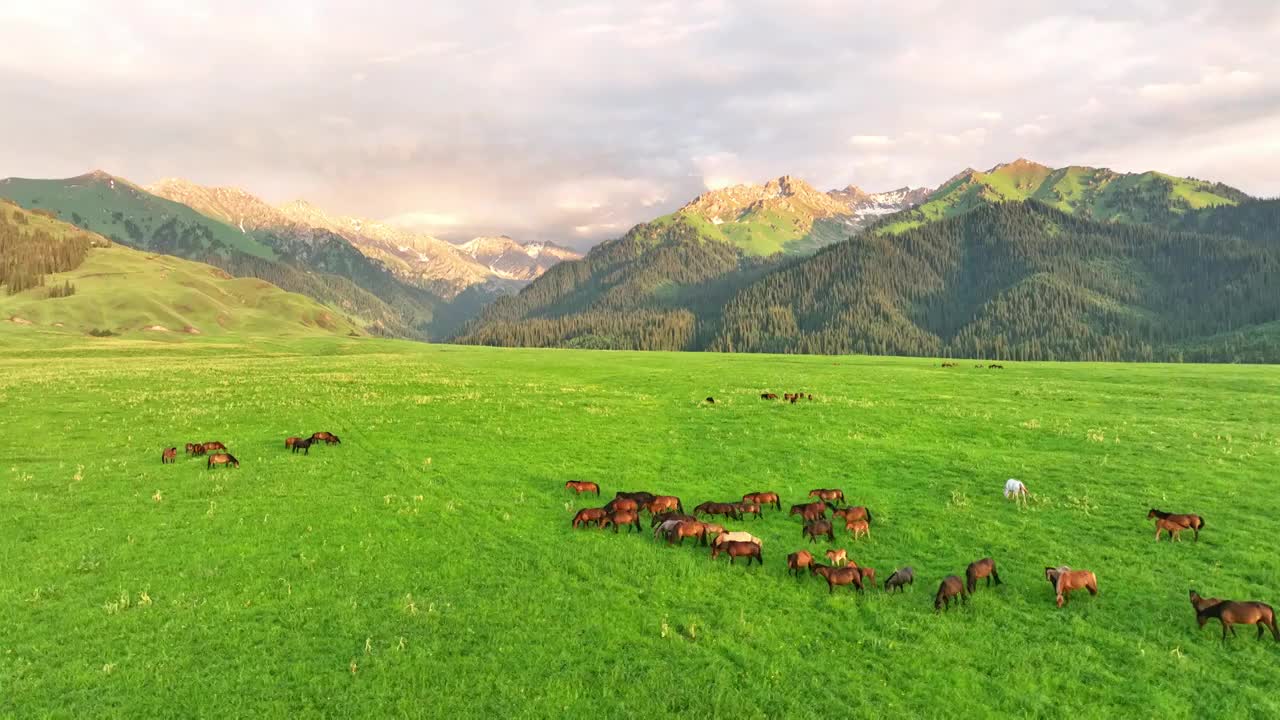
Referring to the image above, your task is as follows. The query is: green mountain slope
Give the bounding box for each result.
[0,202,360,338]
[882,159,1250,233]
[0,172,443,338]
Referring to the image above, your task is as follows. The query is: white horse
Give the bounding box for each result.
[712,531,761,548]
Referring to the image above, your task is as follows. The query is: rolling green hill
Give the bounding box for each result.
[0,202,361,338]
[0,172,443,338]
[882,159,1250,233]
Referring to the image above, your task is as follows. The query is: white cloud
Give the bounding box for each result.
[848,135,894,147]
[1014,123,1048,138]
[979,111,1004,121]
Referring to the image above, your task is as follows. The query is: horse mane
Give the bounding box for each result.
[1149,508,1169,518]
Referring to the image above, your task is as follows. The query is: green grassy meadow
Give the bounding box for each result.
[2,335,1278,718]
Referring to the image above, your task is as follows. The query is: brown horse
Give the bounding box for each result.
[207,453,239,469]
[565,480,601,496]
[1189,589,1224,613]
[605,497,639,514]
[761,393,778,400]
[789,502,826,522]
[735,502,763,520]
[291,437,313,455]
[855,566,877,589]
[615,491,657,508]
[700,522,725,539]
[600,509,642,534]
[185,442,202,455]
[743,491,781,511]
[885,566,915,593]
[965,558,1002,593]
[202,441,226,453]
[803,519,835,543]
[711,540,762,566]
[644,495,684,514]
[666,520,709,546]
[809,488,845,505]
[845,519,871,540]
[1154,517,1188,542]
[833,506,873,524]
[285,436,301,450]
[935,576,968,612]
[651,511,695,528]
[787,550,816,577]
[824,549,849,567]
[811,564,863,593]
[572,508,608,529]
[1196,601,1278,642]
[310,431,341,445]
[1148,509,1205,541]
[693,502,742,521]
[161,447,177,464]
[1053,569,1098,608]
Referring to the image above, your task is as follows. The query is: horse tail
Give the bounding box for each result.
[965,566,976,594]
[677,500,684,513]
[774,497,781,511]
[825,501,837,511]
[1088,573,1098,595]
[866,508,873,524]
[1196,516,1205,530]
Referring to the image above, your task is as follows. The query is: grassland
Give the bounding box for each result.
[2,336,1278,718]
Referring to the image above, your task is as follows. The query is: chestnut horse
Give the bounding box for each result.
[885,566,915,593]
[809,488,845,505]
[787,550,816,577]
[743,491,781,511]
[761,393,778,400]
[789,502,826,523]
[811,564,863,593]
[572,508,608,529]
[291,438,313,454]
[824,549,848,567]
[185,442,203,456]
[605,497,639,514]
[600,509,642,534]
[693,502,742,521]
[803,519,835,543]
[615,491,657,508]
[644,496,684,515]
[845,519,871,539]
[310,431,341,445]
[207,453,239,469]
[565,481,601,496]
[855,566,877,589]
[1148,509,1205,541]
[1053,569,1098,608]
[935,576,968,612]
[285,437,301,450]
[1189,589,1223,613]
[161,447,177,465]
[202,441,226,453]
[711,540,762,566]
[735,502,763,520]
[1154,517,1188,542]
[1196,601,1278,641]
[833,506,873,524]
[965,558,1002,593]
[666,520,709,546]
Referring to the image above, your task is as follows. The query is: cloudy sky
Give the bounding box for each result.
[2,1,1277,247]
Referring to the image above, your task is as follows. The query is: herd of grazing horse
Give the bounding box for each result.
[566,478,1276,641]
[160,431,342,469]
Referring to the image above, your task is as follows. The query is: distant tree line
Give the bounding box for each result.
[0,205,100,295]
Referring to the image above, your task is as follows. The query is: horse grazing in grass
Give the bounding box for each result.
[885,567,915,593]
[1189,589,1224,613]
[824,549,849,567]
[787,550,816,577]
[201,441,226,453]
[644,496,683,515]
[700,522,725,539]
[600,509,642,534]
[811,564,863,593]
[1154,516,1190,541]
[742,491,781,511]
[809,488,845,505]
[666,520,709,546]
[803,519,835,543]
[653,518,686,540]
[935,576,968,612]
[605,497,638,514]
[207,453,239,469]
[965,558,1002,593]
[735,502,763,520]
[161,447,177,465]
[761,393,778,400]
[1196,600,1278,642]
[285,437,301,450]
[1052,569,1098,608]
[185,442,203,456]
[615,491,657,508]
[833,506,872,524]
[855,566,877,589]
[1148,509,1205,541]
[572,508,608,529]
[693,502,742,521]
[713,532,761,550]
[291,438,313,455]
[845,519,871,540]
[651,511,695,528]
[711,540,762,566]
[310,431,341,445]
[564,480,601,496]
[789,502,826,523]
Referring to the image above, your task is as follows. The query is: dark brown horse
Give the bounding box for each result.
[666,520,709,546]
[935,576,968,612]
[802,519,835,543]
[161,447,177,464]
[1196,601,1278,641]
[644,495,684,515]
[285,436,301,450]
[965,558,1002,593]
[600,509,642,534]
[809,488,845,505]
[811,564,863,593]
[571,508,608,529]
[693,502,742,521]
[1148,509,1205,541]
[988,364,1004,369]
[291,437,313,454]
[789,502,826,522]
[787,550,816,577]
[832,506,873,524]
[705,397,715,404]
[742,491,781,511]
[735,502,763,520]
[310,431,341,445]
[207,453,239,469]
[1053,569,1098,608]
[1189,589,1224,613]
[615,491,657,508]
[711,540,762,565]
[564,480,601,496]
[885,566,915,593]
[201,441,226,453]
[605,497,639,514]
[761,393,778,400]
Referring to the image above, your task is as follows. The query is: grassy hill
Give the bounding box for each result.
[1,203,360,339]
[2,338,1278,716]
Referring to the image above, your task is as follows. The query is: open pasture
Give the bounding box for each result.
[2,335,1279,717]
